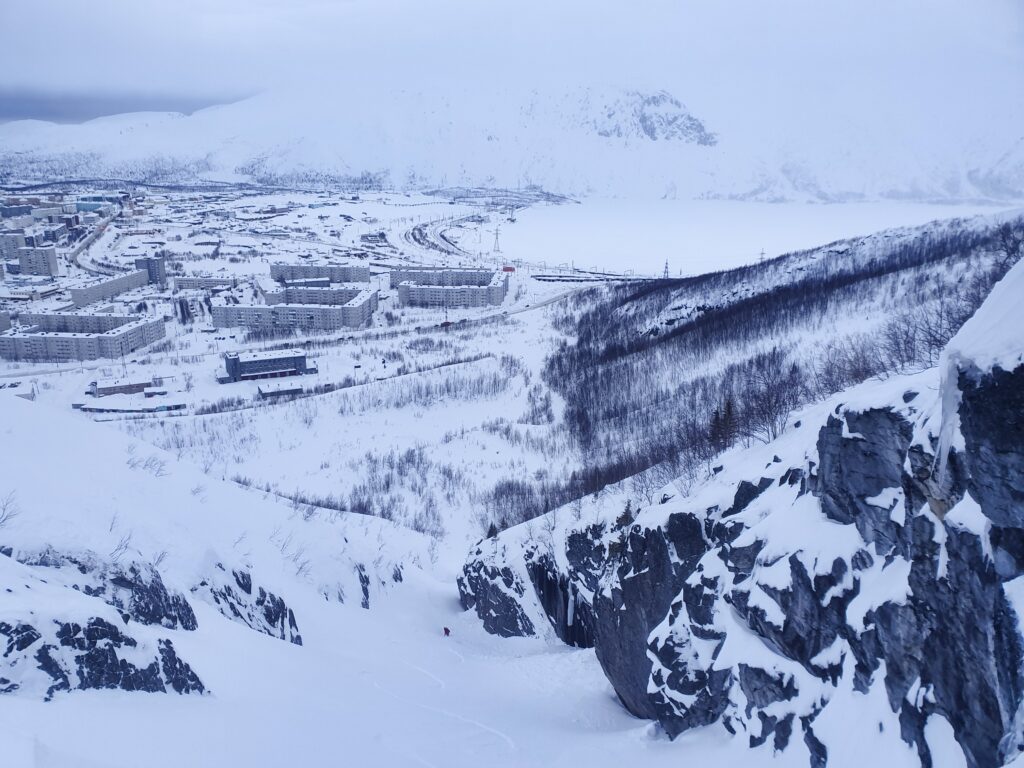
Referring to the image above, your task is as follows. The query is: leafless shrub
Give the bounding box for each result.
[110,533,133,562]
[0,492,20,528]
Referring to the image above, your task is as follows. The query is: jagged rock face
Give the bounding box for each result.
[959,365,1024,529]
[0,551,205,700]
[526,557,594,648]
[812,409,913,554]
[17,550,197,630]
[458,524,610,644]
[458,550,536,638]
[594,511,707,721]
[193,565,303,645]
[630,375,1024,767]
[460,359,1024,767]
[1,616,204,701]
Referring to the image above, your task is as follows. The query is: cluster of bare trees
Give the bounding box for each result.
[477,217,1024,533]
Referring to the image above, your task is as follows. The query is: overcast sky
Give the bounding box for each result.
[2,0,1022,126]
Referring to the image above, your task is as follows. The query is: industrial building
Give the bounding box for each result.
[0,278,62,302]
[70,270,149,307]
[391,267,508,308]
[221,349,317,383]
[90,375,158,397]
[0,312,165,362]
[18,246,59,277]
[269,262,370,283]
[211,289,378,333]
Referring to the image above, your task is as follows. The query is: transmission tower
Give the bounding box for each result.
[492,225,502,254]
[662,259,670,279]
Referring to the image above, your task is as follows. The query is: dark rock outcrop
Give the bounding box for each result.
[461,353,1024,768]
[2,617,204,700]
[17,551,197,630]
[458,550,536,638]
[959,365,1024,528]
[193,564,302,645]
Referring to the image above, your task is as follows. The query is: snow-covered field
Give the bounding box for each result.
[0,392,787,768]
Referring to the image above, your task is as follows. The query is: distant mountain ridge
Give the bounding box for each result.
[0,84,1020,202]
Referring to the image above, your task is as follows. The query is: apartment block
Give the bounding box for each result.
[134,256,167,286]
[391,267,508,308]
[18,246,59,277]
[269,263,371,283]
[0,232,26,260]
[259,279,371,307]
[222,349,316,383]
[174,276,236,290]
[0,312,165,362]
[212,290,377,333]
[70,270,149,307]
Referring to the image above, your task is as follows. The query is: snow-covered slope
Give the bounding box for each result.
[461,257,1024,767]
[0,395,799,768]
[0,394,427,699]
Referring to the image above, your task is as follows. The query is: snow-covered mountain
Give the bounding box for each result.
[2,0,1022,201]
[1,82,1021,201]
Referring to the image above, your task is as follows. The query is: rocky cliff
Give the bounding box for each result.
[459,262,1024,767]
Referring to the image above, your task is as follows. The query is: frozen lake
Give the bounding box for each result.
[498,199,1018,277]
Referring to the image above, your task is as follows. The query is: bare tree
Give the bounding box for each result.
[994,221,1024,274]
[740,347,806,443]
[0,492,20,528]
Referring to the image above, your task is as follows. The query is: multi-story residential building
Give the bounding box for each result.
[0,204,32,219]
[0,232,26,260]
[269,263,371,283]
[0,312,10,332]
[391,267,508,308]
[134,256,167,286]
[69,270,149,307]
[0,312,165,362]
[258,279,371,307]
[212,289,378,333]
[174,276,236,290]
[18,246,59,277]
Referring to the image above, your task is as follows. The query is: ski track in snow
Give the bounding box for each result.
[371,680,517,751]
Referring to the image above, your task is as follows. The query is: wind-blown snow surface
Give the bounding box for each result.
[0,398,807,768]
[2,0,1022,200]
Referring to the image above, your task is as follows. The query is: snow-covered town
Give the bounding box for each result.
[2,2,1024,768]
